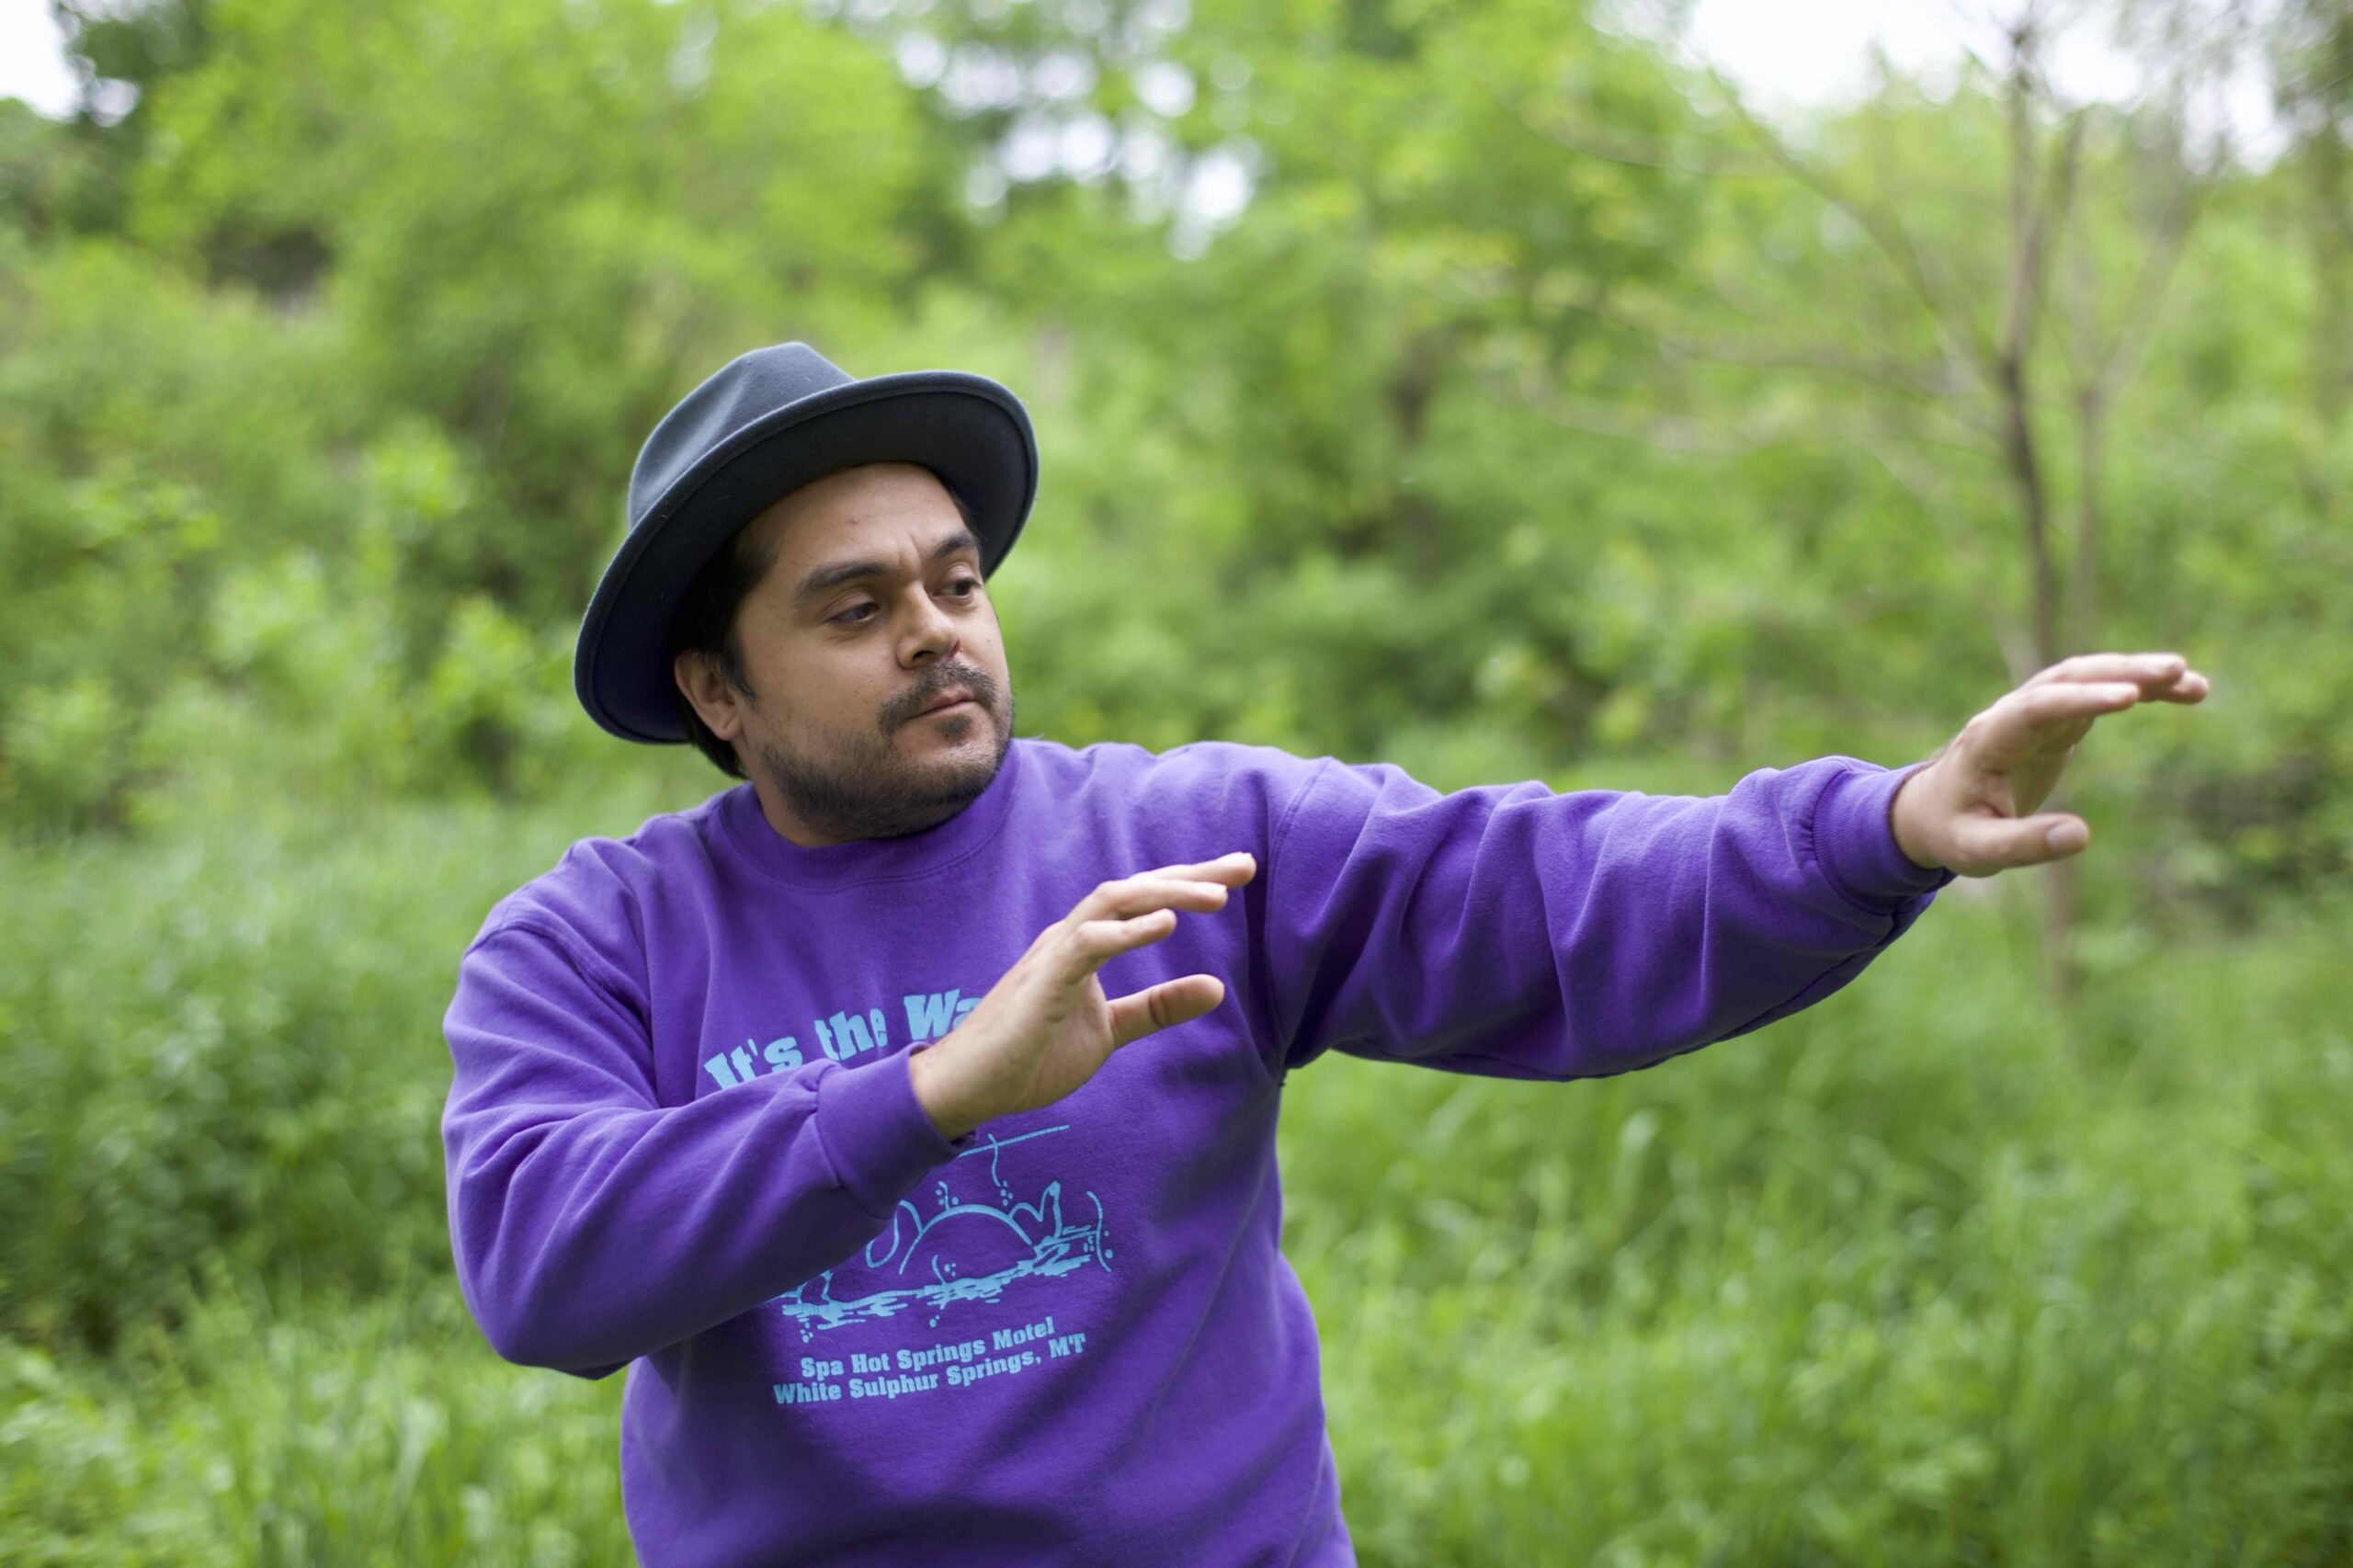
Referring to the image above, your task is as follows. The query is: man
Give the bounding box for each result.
[440,342,2209,1567]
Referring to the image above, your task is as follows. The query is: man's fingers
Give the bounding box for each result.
[2018,680,2143,722]
[1060,908,1180,984]
[1107,974,1226,1050]
[1142,852,1258,885]
[1069,856,1256,924]
[1055,858,1261,984]
[1093,876,1235,918]
[2021,652,2185,689]
[1949,811,2091,870]
[1972,681,2141,760]
[2021,653,2211,703]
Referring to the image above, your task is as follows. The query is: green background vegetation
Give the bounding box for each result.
[3,0,2347,1561]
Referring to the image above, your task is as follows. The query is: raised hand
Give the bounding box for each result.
[906,851,1258,1140]
[1890,652,2211,877]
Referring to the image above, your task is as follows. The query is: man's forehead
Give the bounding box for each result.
[760,466,949,550]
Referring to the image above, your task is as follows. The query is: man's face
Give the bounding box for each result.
[674,460,1017,846]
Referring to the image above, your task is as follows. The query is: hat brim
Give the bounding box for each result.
[574,369,1038,744]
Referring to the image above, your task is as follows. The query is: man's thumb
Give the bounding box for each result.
[1952,811,2089,869]
[1108,975,1225,1049]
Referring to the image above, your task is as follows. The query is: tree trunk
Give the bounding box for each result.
[1998,16,2082,1004]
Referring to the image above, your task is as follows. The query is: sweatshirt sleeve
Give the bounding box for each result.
[439,917,972,1379]
[1259,754,1959,1081]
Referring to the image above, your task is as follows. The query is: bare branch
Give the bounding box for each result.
[1491,368,2003,466]
[2083,165,2204,403]
[1998,85,2086,374]
[1941,0,2008,82]
[1700,65,1990,383]
[1422,261,2001,434]
[1654,337,1981,404]
[1514,395,1768,457]
[1843,423,1989,556]
[1480,80,1786,179]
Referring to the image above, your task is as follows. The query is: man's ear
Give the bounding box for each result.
[675,648,745,744]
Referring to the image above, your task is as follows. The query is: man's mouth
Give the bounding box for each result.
[915,687,979,718]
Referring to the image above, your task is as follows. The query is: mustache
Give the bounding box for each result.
[901,670,995,722]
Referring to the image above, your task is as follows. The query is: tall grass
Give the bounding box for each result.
[3,790,2347,1564]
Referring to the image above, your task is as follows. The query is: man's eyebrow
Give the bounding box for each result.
[792,528,983,608]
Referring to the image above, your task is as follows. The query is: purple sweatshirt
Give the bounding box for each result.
[440,737,1954,1566]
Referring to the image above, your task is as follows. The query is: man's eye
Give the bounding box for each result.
[834,578,975,624]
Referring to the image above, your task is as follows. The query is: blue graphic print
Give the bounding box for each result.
[771,1125,1110,1341]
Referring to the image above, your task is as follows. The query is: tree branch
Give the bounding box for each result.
[1700,64,1990,385]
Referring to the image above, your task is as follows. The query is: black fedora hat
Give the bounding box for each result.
[574,340,1039,744]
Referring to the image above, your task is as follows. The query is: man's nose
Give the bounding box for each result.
[903,587,961,659]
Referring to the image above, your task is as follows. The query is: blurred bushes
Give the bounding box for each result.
[3,0,2349,1559]
[0,0,2342,905]
[0,778,672,1353]
[1290,903,2353,1564]
[2,800,2348,1561]
[1,1278,632,1566]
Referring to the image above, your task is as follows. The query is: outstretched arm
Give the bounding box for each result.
[1260,752,1956,1082]
[1258,649,2208,1084]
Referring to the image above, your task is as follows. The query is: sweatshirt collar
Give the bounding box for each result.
[711,739,1026,892]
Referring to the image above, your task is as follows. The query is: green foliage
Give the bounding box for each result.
[1,1277,631,1566]
[1290,905,2353,1563]
[4,0,2350,1557]
[126,0,933,629]
[0,789,528,1349]
[2,809,2348,1562]
[5,0,2344,884]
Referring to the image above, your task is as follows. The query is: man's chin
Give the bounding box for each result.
[922,726,1009,781]
[902,706,1003,750]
